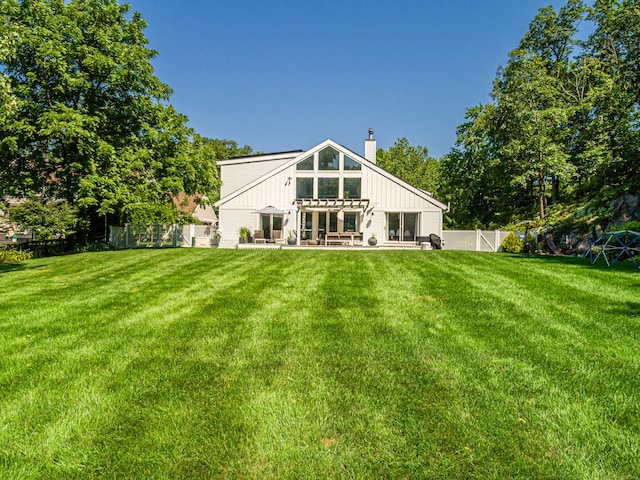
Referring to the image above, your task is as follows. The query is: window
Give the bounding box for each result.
[343,156,361,170]
[318,178,339,198]
[296,177,313,198]
[318,211,327,234]
[296,155,314,170]
[302,210,313,240]
[343,212,358,232]
[387,213,400,241]
[329,212,338,232]
[304,211,313,231]
[343,178,361,199]
[318,147,339,170]
[403,213,417,241]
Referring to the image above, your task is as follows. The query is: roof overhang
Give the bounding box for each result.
[251,206,290,215]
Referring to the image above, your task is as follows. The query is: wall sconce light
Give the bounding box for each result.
[285,177,292,186]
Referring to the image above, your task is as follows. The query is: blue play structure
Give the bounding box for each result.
[589,230,640,269]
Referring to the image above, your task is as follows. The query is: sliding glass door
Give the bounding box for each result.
[386,213,418,242]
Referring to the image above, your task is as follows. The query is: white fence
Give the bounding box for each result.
[109,225,519,252]
[442,230,518,252]
[109,224,218,249]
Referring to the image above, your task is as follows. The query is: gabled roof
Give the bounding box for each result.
[193,203,217,224]
[215,139,449,211]
[173,193,218,224]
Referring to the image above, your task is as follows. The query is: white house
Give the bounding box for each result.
[214,130,449,248]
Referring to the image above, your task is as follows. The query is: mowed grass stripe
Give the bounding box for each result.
[2,250,282,477]
[412,252,640,477]
[0,249,638,479]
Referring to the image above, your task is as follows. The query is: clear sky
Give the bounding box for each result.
[126,0,577,159]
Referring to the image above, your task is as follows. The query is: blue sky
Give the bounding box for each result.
[127,0,579,158]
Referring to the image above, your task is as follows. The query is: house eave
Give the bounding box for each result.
[217,150,303,166]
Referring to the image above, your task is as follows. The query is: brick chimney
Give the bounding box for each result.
[365,128,376,164]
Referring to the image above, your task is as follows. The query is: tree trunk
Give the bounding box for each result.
[539,170,546,220]
[551,175,559,204]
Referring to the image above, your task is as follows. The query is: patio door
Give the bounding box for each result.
[386,213,418,242]
[315,211,337,241]
[260,214,283,241]
[308,210,361,241]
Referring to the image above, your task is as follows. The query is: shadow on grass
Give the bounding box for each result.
[612,301,640,318]
[0,261,48,274]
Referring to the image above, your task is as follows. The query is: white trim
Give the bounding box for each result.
[217,151,302,166]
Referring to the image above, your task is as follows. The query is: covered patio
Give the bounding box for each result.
[251,206,290,243]
[294,198,370,246]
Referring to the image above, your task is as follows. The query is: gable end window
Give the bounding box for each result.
[318,147,339,170]
[344,155,361,170]
[296,155,314,170]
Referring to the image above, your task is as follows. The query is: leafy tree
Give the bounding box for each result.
[519,0,586,74]
[192,137,253,203]
[376,138,440,196]
[440,104,513,228]
[519,0,588,203]
[443,1,596,226]
[0,0,221,232]
[583,0,640,196]
[10,197,79,241]
[492,51,572,220]
[200,137,254,162]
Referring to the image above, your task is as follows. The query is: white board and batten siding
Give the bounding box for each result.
[221,166,297,209]
[362,164,444,238]
[362,167,427,210]
[217,166,298,248]
[421,211,442,237]
[217,208,265,249]
[218,153,299,199]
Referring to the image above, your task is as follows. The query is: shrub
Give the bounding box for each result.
[73,242,108,254]
[609,221,640,232]
[501,232,523,253]
[0,245,33,263]
[10,197,78,241]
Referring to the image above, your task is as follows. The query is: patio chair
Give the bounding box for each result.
[273,230,285,244]
[254,230,266,244]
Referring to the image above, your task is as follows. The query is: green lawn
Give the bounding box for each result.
[1,249,639,479]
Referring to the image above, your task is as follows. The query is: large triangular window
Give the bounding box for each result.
[344,155,361,170]
[296,155,314,170]
[318,147,339,170]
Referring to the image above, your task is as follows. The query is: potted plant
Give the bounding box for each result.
[368,234,377,246]
[239,226,251,244]
[287,230,297,245]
